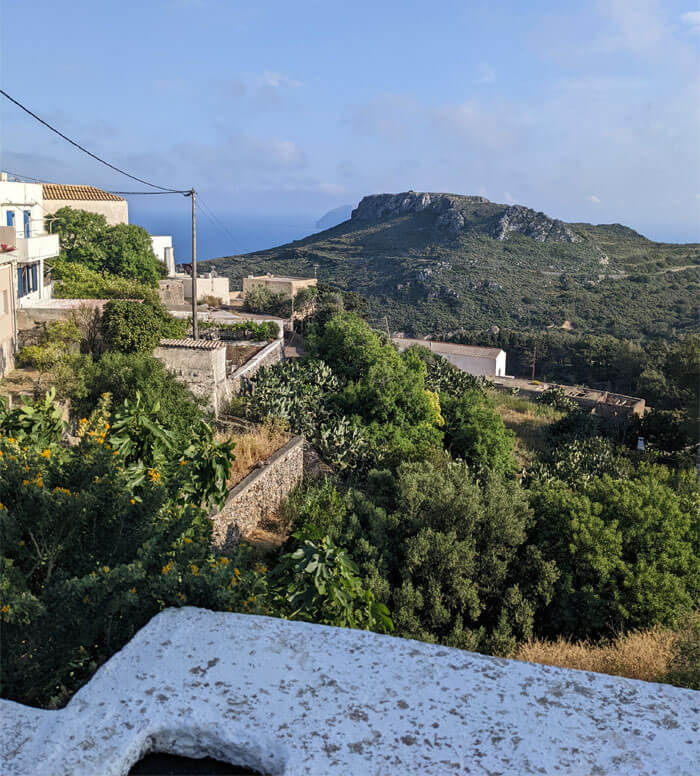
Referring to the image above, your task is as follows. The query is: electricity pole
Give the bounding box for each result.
[189,188,198,339]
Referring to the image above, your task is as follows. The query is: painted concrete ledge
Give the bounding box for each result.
[2,608,698,776]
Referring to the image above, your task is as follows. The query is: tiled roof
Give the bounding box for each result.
[42,184,125,202]
[158,338,226,349]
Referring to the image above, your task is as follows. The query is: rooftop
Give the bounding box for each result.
[2,607,697,775]
[393,337,504,359]
[158,338,226,350]
[42,183,125,202]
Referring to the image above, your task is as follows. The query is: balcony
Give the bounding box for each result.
[14,233,59,262]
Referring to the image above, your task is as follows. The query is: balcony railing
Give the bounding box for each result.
[13,233,60,262]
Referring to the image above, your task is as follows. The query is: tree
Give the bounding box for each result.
[100,299,186,354]
[50,207,108,269]
[286,462,558,655]
[529,465,700,639]
[50,208,165,286]
[100,223,165,285]
[441,390,516,476]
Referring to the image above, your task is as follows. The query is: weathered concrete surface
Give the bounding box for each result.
[211,436,304,550]
[2,607,698,776]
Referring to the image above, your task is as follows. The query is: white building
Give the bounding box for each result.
[0,173,59,308]
[393,337,507,377]
[150,235,176,274]
[42,183,129,226]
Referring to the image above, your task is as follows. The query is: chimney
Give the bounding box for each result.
[164,246,175,276]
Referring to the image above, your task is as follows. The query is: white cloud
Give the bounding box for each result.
[259,71,303,90]
[680,10,700,34]
[476,63,496,84]
[588,195,602,204]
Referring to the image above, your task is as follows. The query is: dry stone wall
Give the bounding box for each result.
[211,435,305,550]
[228,338,283,394]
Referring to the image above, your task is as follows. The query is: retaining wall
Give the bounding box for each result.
[228,337,283,394]
[211,435,304,550]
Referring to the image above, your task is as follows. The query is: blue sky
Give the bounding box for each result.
[1,0,698,254]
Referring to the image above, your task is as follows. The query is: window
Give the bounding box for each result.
[17,263,39,297]
[5,210,15,227]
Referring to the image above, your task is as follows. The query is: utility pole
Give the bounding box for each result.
[189,188,198,339]
[530,342,537,381]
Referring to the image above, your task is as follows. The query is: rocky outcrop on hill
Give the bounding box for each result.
[351,191,579,243]
[491,204,580,243]
[351,191,488,233]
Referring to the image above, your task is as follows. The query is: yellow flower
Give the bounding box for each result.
[82,596,89,604]
[130,587,136,594]
[78,418,88,425]
[183,537,193,544]
[190,564,199,575]
[18,540,24,546]
[249,595,256,603]
[102,566,110,574]
[41,449,51,458]
[148,468,161,482]
[130,498,136,505]
[53,486,71,495]
[219,557,230,567]
[113,451,119,456]
[234,568,241,577]
[0,450,3,456]
[162,562,173,575]
[179,459,187,466]
[0,503,4,511]
[22,479,29,486]
[7,437,15,444]
[1,604,11,614]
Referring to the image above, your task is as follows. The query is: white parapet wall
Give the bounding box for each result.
[1,607,697,775]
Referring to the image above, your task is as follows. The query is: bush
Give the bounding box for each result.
[72,353,205,439]
[101,299,186,354]
[52,259,158,302]
[244,285,291,317]
[529,465,700,639]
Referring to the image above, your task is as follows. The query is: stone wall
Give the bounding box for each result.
[228,337,283,394]
[211,435,304,550]
[153,339,229,416]
[157,278,185,306]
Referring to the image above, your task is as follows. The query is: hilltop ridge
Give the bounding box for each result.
[206,190,698,338]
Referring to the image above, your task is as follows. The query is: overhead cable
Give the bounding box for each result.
[0,89,189,193]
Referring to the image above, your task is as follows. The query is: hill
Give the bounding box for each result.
[205,191,699,338]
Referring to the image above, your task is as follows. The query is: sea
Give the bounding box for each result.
[128,200,321,265]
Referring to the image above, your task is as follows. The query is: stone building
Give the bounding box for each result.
[41,183,128,226]
[242,273,317,301]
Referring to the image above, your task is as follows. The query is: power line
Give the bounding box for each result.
[0,89,189,194]
[197,194,245,254]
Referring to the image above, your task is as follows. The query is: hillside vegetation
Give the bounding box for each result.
[206,191,698,338]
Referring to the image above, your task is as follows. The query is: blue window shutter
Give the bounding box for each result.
[6,211,14,227]
[17,267,24,296]
[24,210,30,238]
[31,264,38,291]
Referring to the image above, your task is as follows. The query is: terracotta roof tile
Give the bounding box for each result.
[42,184,125,202]
[158,338,226,350]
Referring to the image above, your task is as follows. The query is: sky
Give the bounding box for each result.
[1,0,699,259]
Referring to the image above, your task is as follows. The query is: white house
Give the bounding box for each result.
[0,173,59,308]
[392,337,507,377]
[150,235,176,274]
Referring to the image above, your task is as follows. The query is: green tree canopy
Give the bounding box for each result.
[529,465,700,639]
[50,208,165,285]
